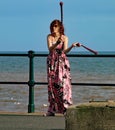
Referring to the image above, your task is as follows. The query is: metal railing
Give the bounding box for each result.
[0,50,115,113]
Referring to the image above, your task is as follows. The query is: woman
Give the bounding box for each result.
[45,19,81,116]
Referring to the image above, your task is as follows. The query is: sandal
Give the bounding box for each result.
[43,112,55,116]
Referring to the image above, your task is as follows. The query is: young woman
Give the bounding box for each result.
[45,19,81,116]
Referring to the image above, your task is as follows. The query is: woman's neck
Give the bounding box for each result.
[54,32,60,37]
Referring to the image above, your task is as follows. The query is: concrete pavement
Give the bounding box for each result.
[0,112,65,130]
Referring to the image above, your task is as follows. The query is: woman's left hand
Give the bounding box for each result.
[72,42,81,47]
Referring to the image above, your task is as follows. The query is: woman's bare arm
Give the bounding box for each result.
[47,35,60,52]
[63,36,81,54]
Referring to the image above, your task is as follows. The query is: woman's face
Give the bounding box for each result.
[53,24,60,33]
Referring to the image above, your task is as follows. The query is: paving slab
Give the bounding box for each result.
[0,112,65,130]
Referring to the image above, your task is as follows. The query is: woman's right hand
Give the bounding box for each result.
[56,37,62,45]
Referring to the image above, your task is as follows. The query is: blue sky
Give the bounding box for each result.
[0,0,115,52]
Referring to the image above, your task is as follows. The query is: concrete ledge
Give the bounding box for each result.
[0,112,65,130]
[65,100,115,130]
[0,111,64,116]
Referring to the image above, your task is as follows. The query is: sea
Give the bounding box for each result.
[0,51,115,113]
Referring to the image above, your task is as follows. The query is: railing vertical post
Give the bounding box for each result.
[28,50,35,113]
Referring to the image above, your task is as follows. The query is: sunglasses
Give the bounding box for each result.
[53,25,58,27]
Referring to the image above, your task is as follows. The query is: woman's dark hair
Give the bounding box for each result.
[50,19,64,36]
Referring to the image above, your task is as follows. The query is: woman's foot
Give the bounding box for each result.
[43,112,55,116]
[63,108,67,116]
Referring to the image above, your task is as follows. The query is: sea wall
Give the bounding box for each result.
[65,100,115,130]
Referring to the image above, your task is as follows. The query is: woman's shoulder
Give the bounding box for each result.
[47,34,54,40]
[47,34,52,38]
[61,35,68,41]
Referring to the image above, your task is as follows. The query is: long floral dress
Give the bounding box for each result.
[47,42,72,114]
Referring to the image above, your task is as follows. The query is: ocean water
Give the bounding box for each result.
[0,51,115,112]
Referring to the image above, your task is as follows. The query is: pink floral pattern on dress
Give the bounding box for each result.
[47,42,72,114]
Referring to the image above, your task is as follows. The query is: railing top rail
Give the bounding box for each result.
[0,51,115,57]
[0,53,28,57]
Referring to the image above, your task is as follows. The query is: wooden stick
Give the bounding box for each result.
[81,45,98,55]
[60,1,63,23]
